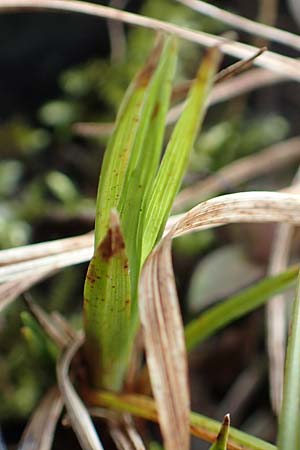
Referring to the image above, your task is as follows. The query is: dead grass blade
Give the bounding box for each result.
[266,168,300,415]
[56,333,104,450]
[2,1,300,81]
[171,192,300,237]
[0,245,92,283]
[0,233,93,266]
[109,415,146,450]
[176,0,300,51]
[140,190,300,450]
[267,224,292,415]
[139,236,190,450]
[173,137,300,211]
[24,295,70,348]
[0,270,53,312]
[108,0,128,63]
[18,386,63,450]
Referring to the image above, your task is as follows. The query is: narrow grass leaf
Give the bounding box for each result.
[84,210,131,390]
[18,387,63,450]
[277,273,300,450]
[119,37,178,290]
[185,265,299,351]
[94,36,165,247]
[139,236,190,450]
[87,390,276,450]
[209,414,230,450]
[140,47,222,262]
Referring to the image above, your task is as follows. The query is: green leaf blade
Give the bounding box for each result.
[94,37,165,248]
[120,36,178,295]
[140,47,222,263]
[84,210,131,390]
[209,414,230,450]
[185,265,299,351]
[277,272,300,450]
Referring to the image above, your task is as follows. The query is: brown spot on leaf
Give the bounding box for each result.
[98,210,126,261]
[135,35,164,88]
[151,102,160,119]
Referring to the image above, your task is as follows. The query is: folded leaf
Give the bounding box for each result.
[94,36,165,248]
[84,211,131,390]
[140,47,222,262]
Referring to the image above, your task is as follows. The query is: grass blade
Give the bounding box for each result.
[277,272,300,450]
[140,47,221,262]
[119,36,178,289]
[94,36,165,247]
[57,334,104,450]
[209,414,230,450]
[84,211,131,390]
[18,387,63,450]
[185,266,299,351]
[86,390,276,450]
[3,1,300,81]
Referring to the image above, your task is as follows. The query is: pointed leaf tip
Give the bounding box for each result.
[135,34,166,88]
[209,413,230,450]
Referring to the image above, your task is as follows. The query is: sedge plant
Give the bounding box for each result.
[83,35,221,391]
[2,12,300,450]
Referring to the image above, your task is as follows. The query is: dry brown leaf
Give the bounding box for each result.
[140,190,300,450]
[56,333,104,450]
[109,415,146,450]
[24,296,70,348]
[2,1,300,81]
[139,236,190,450]
[176,0,300,50]
[0,270,52,312]
[0,245,92,283]
[267,168,300,415]
[171,191,300,237]
[18,386,63,450]
[0,233,93,266]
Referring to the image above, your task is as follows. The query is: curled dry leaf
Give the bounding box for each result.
[139,236,190,450]
[140,190,300,450]
[56,333,104,450]
[18,386,63,450]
